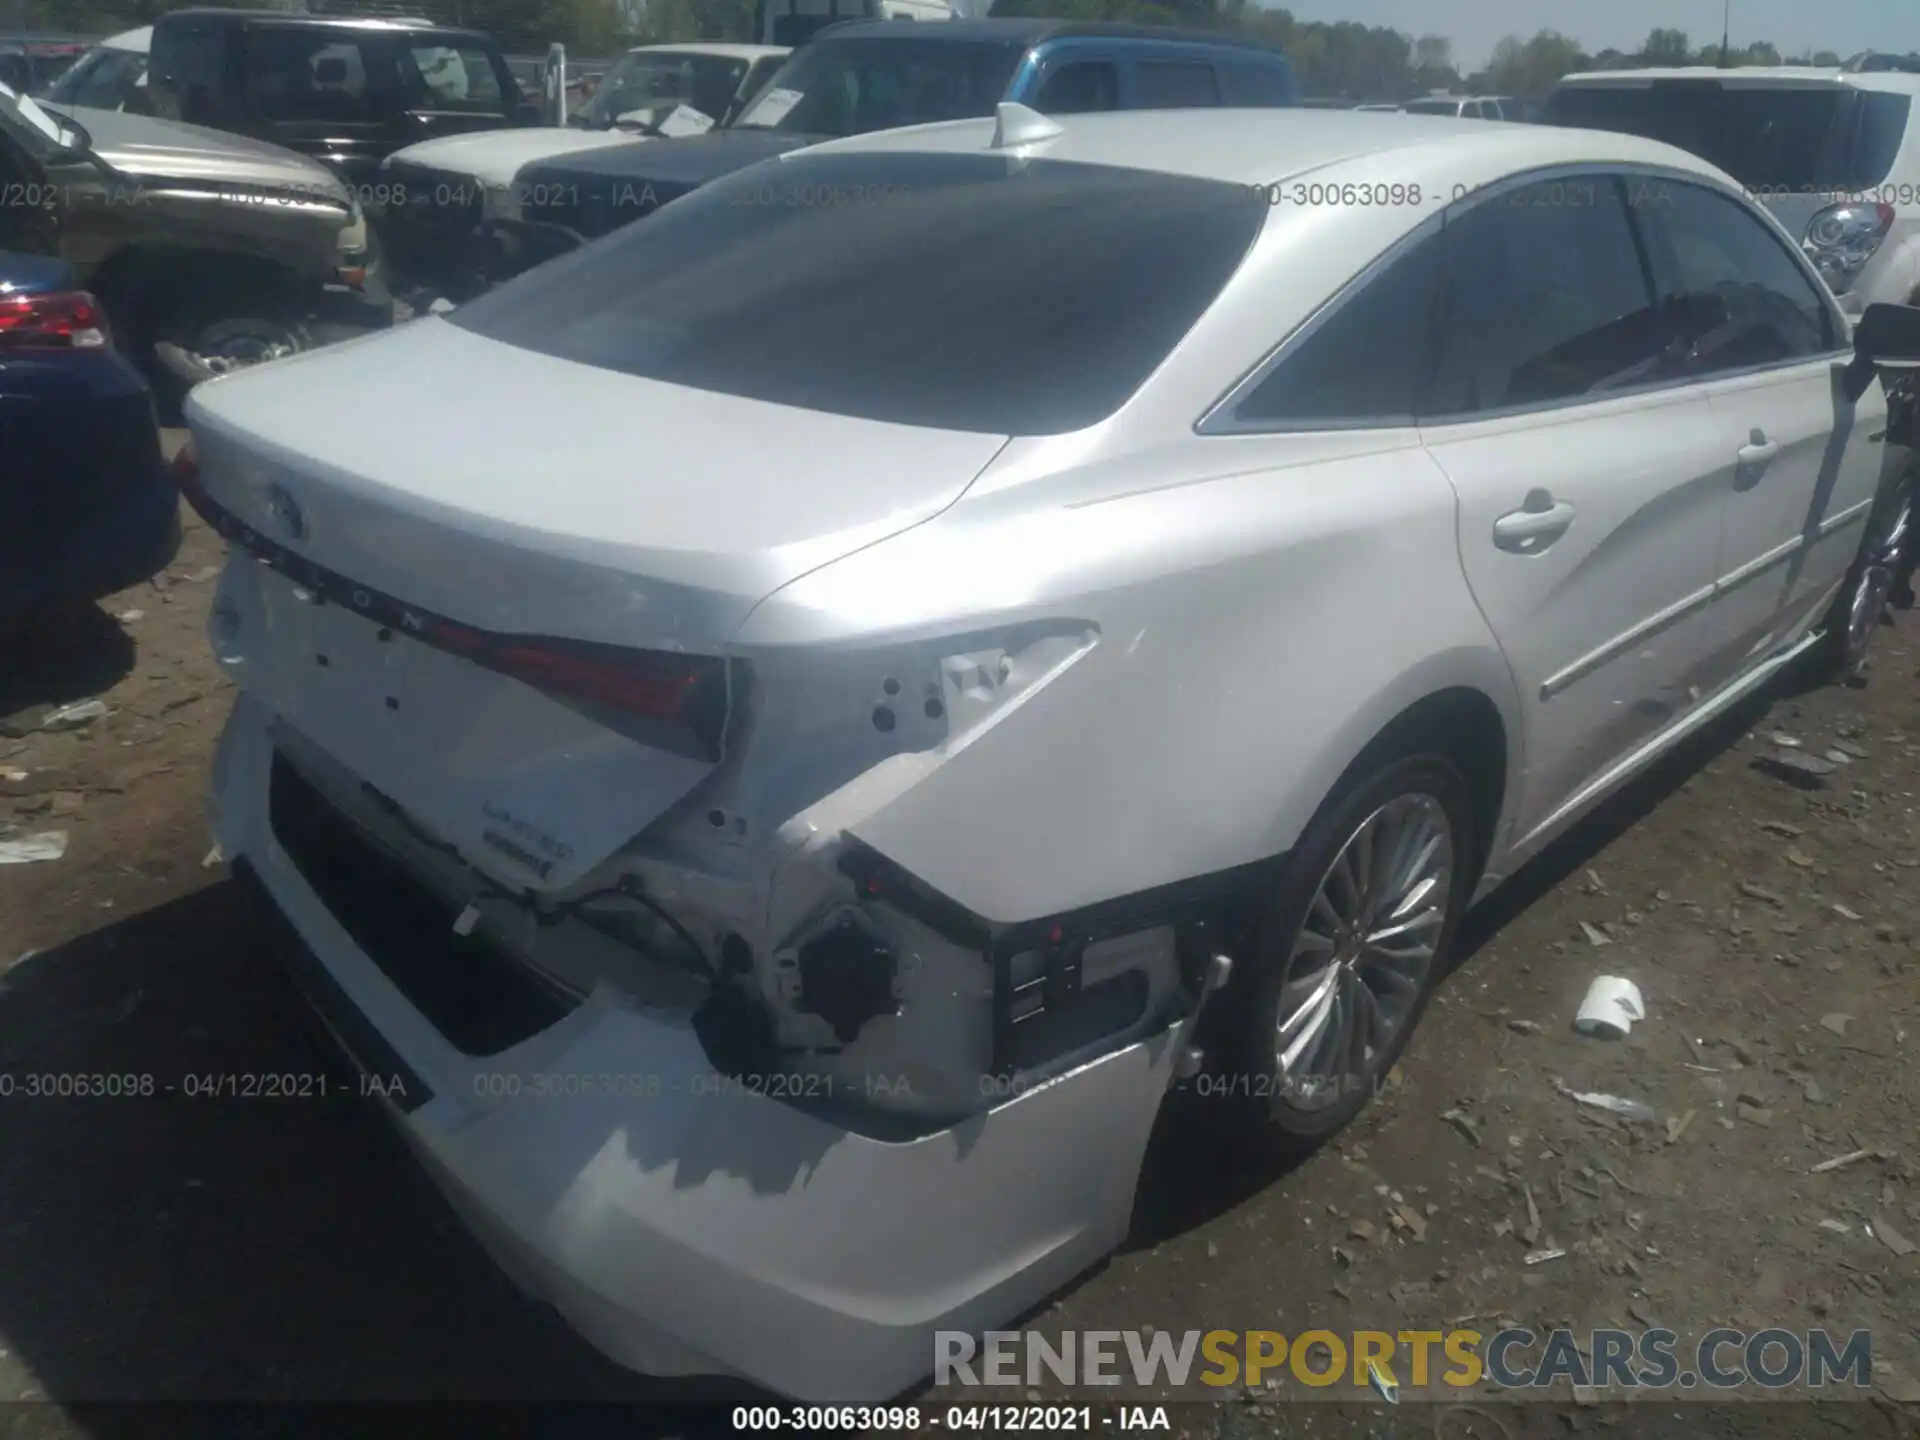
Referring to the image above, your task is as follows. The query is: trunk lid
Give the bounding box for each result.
[187,316,1008,891]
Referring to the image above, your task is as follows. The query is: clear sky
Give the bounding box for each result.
[1267,0,1920,71]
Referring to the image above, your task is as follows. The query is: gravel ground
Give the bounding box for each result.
[0,461,1917,1437]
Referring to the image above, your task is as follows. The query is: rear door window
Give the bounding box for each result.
[244,29,377,123]
[1640,180,1837,372]
[1034,59,1119,114]
[1426,175,1668,416]
[1134,59,1220,109]
[401,41,507,114]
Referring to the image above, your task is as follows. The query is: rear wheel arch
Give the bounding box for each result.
[1317,686,1509,891]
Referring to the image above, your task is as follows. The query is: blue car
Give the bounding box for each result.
[1,251,178,624]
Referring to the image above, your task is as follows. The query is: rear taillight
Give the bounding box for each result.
[1804,202,1895,294]
[0,290,112,350]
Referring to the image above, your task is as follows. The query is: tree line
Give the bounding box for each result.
[16,0,1913,99]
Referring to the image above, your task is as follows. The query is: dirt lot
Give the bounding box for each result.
[1,459,1917,1437]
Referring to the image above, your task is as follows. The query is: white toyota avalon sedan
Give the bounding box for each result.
[178,105,1916,1400]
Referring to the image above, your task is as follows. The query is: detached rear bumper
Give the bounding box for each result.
[211,692,1180,1401]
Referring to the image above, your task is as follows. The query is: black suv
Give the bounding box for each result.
[144,9,536,193]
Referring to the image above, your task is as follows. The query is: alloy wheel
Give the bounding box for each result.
[1273,792,1454,1110]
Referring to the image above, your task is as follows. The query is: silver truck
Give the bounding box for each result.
[1,79,380,411]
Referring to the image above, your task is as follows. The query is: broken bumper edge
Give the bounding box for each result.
[211,692,1183,1402]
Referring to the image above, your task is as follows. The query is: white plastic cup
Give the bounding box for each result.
[1574,975,1645,1039]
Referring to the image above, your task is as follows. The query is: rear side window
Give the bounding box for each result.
[401,42,506,114]
[1542,83,1906,190]
[1427,176,1666,416]
[1643,181,1836,370]
[245,30,376,123]
[1034,60,1119,114]
[452,153,1266,435]
[1233,227,1443,426]
[1221,59,1293,107]
[1135,60,1219,108]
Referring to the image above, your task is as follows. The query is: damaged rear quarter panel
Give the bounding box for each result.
[730,427,1521,926]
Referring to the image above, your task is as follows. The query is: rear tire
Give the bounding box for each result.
[1805,465,1915,683]
[1210,753,1475,1157]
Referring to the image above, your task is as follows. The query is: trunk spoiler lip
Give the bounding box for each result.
[180,467,742,764]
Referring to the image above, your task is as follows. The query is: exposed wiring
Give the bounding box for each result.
[359,780,713,981]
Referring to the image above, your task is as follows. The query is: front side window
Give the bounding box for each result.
[1232,226,1443,426]
[1134,60,1219,108]
[1221,58,1293,107]
[1033,59,1119,114]
[402,42,506,114]
[731,38,1023,136]
[246,31,376,123]
[149,19,226,124]
[452,152,1265,435]
[1427,175,1667,416]
[1641,180,1836,374]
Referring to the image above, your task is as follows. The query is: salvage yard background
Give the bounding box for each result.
[0,446,1917,1433]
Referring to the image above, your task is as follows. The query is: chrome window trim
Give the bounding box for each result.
[1199,161,1854,438]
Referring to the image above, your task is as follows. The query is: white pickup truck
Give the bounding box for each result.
[378,42,789,301]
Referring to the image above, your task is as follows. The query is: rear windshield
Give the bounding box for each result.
[1403,98,1461,115]
[731,37,1023,136]
[451,152,1265,435]
[1542,82,1912,190]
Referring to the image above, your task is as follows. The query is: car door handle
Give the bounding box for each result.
[1493,492,1576,552]
[1736,431,1780,468]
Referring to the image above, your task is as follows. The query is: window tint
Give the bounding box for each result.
[1542,83,1906,191]
[1135,60,1219,108]
[402,42,505,114]
[1034,60,1119,114]
[1644,181,1835,373]
[452,153,1265,436]
[1234,227,1442,426]
[1221,59,1293,106]
[1427,176,1665,416]
[246,31,376,123]
[731,38,1022,136]
[149,19,227,124]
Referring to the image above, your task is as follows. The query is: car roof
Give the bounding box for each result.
[1558,65,1920,96]
[625,42,788,60]
[161,8,491,39]
[817,16,1290,56]
[795,106,1739,189]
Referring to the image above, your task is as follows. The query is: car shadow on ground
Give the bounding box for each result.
[1124,688,1774,1251]
[0,608,137,728]
[0,883,752,1416]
